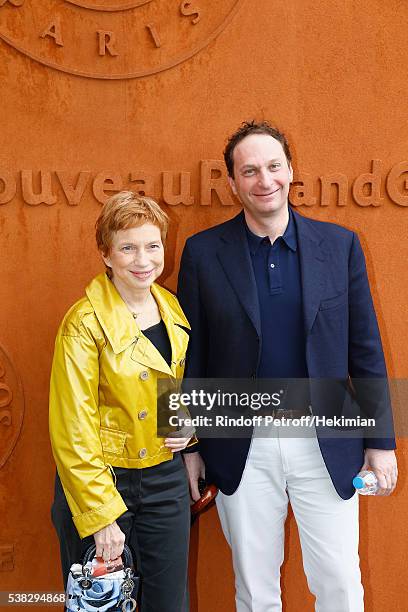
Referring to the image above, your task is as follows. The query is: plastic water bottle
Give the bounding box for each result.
[353,470,378,495]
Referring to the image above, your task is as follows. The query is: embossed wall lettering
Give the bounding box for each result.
[200,160,235,206]
[56,171,91,206]
[180,1,201,25]
[290,159,408,208]
[129,172,156,197]
[97,30,119,56]
[0,171,17,204]
[146,23,162,49]
[0,344,24,469]
[290,173,317,207]
[21,170,57,206]
[0,161,408,208]
[162,172,194,206]
[352,159,383,207]
[0,545,14,572]
[320,174,348,207]
[386,161,408,207]
[40,19,64,46]
[0,1,244,79]
[92,172,124,203]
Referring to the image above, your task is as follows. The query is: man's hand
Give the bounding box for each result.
[361,449,398,496]
[93,521,125,561]
[183,452,206,502]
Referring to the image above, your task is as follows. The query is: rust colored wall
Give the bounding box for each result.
[0,1,407,610]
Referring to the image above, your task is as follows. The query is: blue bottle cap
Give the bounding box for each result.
[353,476,364,489]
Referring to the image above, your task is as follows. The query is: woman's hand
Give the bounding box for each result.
[93,521,126,561]
[164,436,192,452]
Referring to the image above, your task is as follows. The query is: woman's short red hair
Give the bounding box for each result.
[95,191,169,256]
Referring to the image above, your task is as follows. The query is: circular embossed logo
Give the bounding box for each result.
[0,343,24,469]
[0,0,244,79]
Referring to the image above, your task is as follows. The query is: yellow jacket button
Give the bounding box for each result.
[139,371,149,381]
[138,448,147,459]
[138,410,148,420]
[179,358,186,366]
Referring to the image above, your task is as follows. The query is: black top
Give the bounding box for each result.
[142,320,172,367]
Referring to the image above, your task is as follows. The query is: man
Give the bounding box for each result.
[178,121,397,611]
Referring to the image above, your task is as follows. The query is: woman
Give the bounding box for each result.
[49,192,195,612]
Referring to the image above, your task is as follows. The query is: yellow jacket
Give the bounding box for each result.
[49,273,192,538]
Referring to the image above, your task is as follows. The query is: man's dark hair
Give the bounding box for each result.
[224,120,292,178]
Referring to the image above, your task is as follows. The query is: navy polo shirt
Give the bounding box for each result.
[245,209,309,383]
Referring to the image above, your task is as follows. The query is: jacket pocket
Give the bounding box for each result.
[319,291,347,311]
[100,427,127,455]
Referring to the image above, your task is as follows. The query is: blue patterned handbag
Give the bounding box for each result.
[65,544,139,612]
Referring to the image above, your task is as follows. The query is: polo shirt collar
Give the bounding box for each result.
[244,207,298,254]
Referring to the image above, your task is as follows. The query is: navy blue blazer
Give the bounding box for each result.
[177,208,395,499]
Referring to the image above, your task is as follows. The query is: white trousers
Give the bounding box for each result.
[216,429,364,612]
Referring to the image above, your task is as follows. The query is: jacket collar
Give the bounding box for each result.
[217,212,262,337]
[291,208,328,334]
[85,273,190,356]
